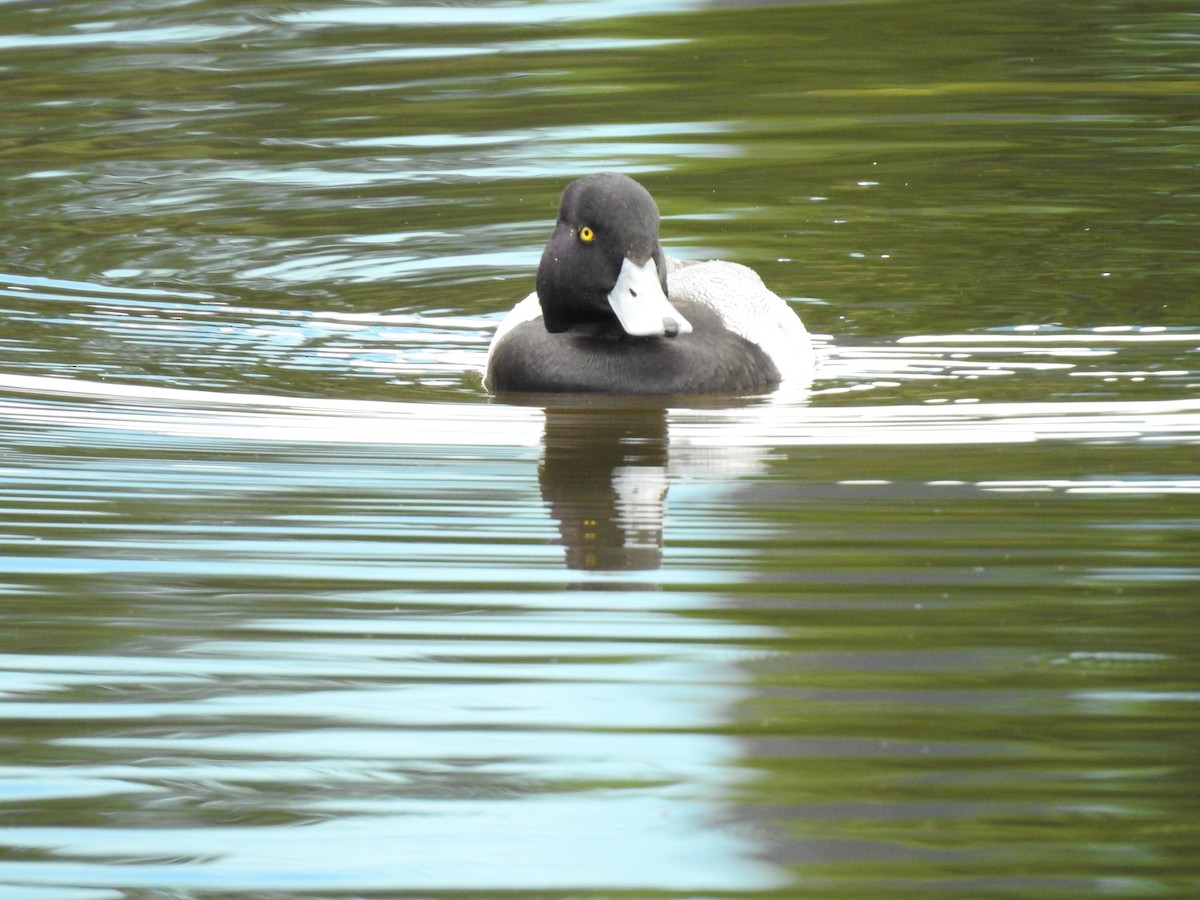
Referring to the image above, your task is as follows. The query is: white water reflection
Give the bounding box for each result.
[1,617,779,891]
[282,1,701,29]
[0,797,779,892]
[0,439,782,893]
[3,373,1198,447]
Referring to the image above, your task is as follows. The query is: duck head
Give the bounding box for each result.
[535,173,693,338]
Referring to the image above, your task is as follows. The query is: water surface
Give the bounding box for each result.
[2,0,1198,896]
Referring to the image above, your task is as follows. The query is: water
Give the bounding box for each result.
[2,0,1199,896]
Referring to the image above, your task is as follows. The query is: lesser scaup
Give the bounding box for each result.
[484,172,813,394]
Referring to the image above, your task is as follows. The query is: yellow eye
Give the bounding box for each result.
[579,226,595,243]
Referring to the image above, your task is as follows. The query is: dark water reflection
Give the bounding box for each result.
[2,0,1199,896]
[541,406,672,571]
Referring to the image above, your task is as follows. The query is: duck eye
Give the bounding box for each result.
[579,226,595,243]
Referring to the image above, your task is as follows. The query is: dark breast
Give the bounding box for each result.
[486,301,780,395]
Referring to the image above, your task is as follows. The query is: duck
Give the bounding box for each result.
[483,172,813,395]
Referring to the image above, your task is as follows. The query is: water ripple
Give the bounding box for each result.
[2,373,1199,448]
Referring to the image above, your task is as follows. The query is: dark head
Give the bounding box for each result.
[535,173,692,337]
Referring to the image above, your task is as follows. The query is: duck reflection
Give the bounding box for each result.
[539,406,671,571]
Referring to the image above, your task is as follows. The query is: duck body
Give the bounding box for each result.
[484,173,813,396]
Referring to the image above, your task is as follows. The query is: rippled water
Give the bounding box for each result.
[2,0,1199,897]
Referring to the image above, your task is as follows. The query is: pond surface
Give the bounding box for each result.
[2,0,1199,897]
